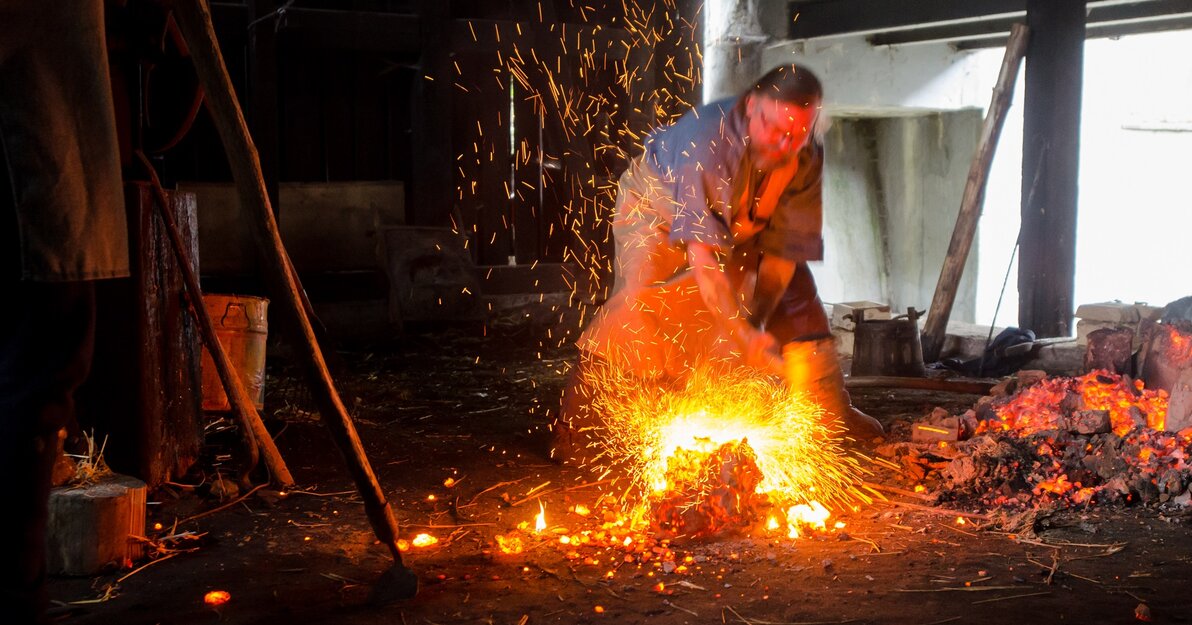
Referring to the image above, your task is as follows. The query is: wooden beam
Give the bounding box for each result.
[871,0,1192,46]
[1019,0,1085,338]
[789,0,1028,39]
[788,0,1136,40]
[920,24,1029,363]
[956,13,1192,48]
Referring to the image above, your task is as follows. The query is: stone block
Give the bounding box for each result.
[1075,301,1141,324]
[1165,368,1192,433]
[830,301,890,331]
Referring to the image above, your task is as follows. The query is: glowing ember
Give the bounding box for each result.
[496,534,525,554]
[411,533,438,548]
[586,366,865,539]
[651,439,765,537]
[203,590,231,606]
[786,501,830,538]
[535,502,548,533]
[1158,324,1192,367]
[982,371,1168,435]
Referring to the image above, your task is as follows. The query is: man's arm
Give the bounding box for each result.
[687,242,783,374]
[747,253,797,330]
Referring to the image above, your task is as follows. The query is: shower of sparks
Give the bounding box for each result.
[581,364,870,535]
[448,0,703,352]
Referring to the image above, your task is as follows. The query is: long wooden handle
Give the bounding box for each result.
[921,23,1030,363]
[137,151,293,487]
[169,0,405,565]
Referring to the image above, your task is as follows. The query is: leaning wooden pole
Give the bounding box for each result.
[921,23,1030,363]
[136,151,291,487]
[169,0,407,567]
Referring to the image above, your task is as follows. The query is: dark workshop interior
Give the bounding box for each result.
[7,1,1192,624]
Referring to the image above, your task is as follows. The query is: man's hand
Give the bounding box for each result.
[687,242,785,375]
[742,325,784,377]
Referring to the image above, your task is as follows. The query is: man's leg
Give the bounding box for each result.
[765,263,882,438]
[0,280,96,624]
[550,352,607,466]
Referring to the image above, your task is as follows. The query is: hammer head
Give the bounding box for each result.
[369,565,419,605]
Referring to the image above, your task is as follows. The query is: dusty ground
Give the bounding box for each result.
[49,329,1192,624]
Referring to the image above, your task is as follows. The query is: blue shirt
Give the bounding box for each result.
[641,96,825,262]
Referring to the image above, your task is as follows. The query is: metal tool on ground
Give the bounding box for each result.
[169,0,417,601]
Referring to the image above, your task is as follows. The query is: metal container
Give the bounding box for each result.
[199,294,269,411]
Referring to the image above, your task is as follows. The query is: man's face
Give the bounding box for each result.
[745,94,820,170]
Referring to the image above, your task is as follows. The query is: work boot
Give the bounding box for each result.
[782,336,884,439]
[549,362,602,466]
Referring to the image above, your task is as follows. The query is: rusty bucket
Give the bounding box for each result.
[199,294,269,411]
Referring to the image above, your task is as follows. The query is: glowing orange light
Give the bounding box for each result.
[787,501,831,538]
[534,501,547,533]
[594,606,605,614]
[412,533,438,548]
[496,534,525,555]
[203,590,231,606]
[573,504,590,516]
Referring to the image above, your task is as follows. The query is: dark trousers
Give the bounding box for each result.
[0,280,95,625]
[764,261,832,344]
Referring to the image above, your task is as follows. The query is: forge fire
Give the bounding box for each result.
[582,366,867,539]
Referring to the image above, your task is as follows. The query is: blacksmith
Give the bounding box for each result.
[1,3,128,622]
[553,64,882,462]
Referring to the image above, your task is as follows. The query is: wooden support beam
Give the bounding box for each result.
[869,0,1192,46]
[920,24,1029,363]
[1019,0,1085,338]
[787,0,1139,40]
[957,13,1192,49]
[169,0,411,578]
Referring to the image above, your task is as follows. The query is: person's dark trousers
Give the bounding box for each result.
[0,279,96,625]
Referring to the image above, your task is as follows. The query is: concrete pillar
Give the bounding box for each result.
[704,0,767,103]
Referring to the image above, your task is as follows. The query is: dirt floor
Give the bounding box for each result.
[48,329,1192,625]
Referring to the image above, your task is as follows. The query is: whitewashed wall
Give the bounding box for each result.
[764,30,1192,329]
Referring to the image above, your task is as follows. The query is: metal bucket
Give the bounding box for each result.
[199,294,269,411]
[851,308,926,377]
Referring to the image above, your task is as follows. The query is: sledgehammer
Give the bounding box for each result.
[169,0,417,602]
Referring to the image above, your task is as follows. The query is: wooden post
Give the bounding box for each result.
[169,0,408,569]
[1019,0,1086,338]
[137,152,293,487]
[920,23,1030,362]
